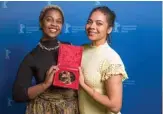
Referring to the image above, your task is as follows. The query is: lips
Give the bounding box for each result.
[88,31,97,35]
[49,28,58,33]
[49,29,57,32]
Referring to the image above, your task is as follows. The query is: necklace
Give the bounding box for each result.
[38,41,60,51]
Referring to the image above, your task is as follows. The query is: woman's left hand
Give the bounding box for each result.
[79,67,85,86]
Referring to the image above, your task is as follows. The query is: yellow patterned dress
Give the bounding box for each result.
[79,42,128,114]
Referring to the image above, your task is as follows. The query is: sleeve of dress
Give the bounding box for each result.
[12,53,34,102]
[100,51,128,82]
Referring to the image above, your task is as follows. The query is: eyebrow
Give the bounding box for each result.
[44,15,52,18]
[88,19,104,23]
[44,16,62,20]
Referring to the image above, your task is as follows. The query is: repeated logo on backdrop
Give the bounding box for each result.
[18,22,39,34]
[5,49,11,60]
[64,22,71,34]
[94,1,101,6]
[7,97,13,107]
[1,1,161,114]
[1,1,8,8]
[113,21,137,33]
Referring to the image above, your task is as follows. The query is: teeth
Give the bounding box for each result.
[89,32,96,35]
[89,31,96,33]
[50,29,57,32]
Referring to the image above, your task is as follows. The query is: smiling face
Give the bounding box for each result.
[40,9,63,40]
[85,10,112,43]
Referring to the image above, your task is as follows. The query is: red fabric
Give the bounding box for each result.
[58,44,83,67]
[53,44,83,90]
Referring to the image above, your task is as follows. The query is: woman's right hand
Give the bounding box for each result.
[43,65,59,88]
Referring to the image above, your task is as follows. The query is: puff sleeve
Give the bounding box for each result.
[100,51,128,82]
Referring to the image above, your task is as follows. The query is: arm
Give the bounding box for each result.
[12,54,34,102]
[79,50,128,112]
[27,65,58,99]
[12,53,58,102]
[80,71,123,113]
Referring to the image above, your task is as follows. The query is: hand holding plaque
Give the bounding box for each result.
[53,44,83,89]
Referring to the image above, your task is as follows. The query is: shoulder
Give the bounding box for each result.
[104,45,123,64]
[23,46,39,64]
[30,46,38,57]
